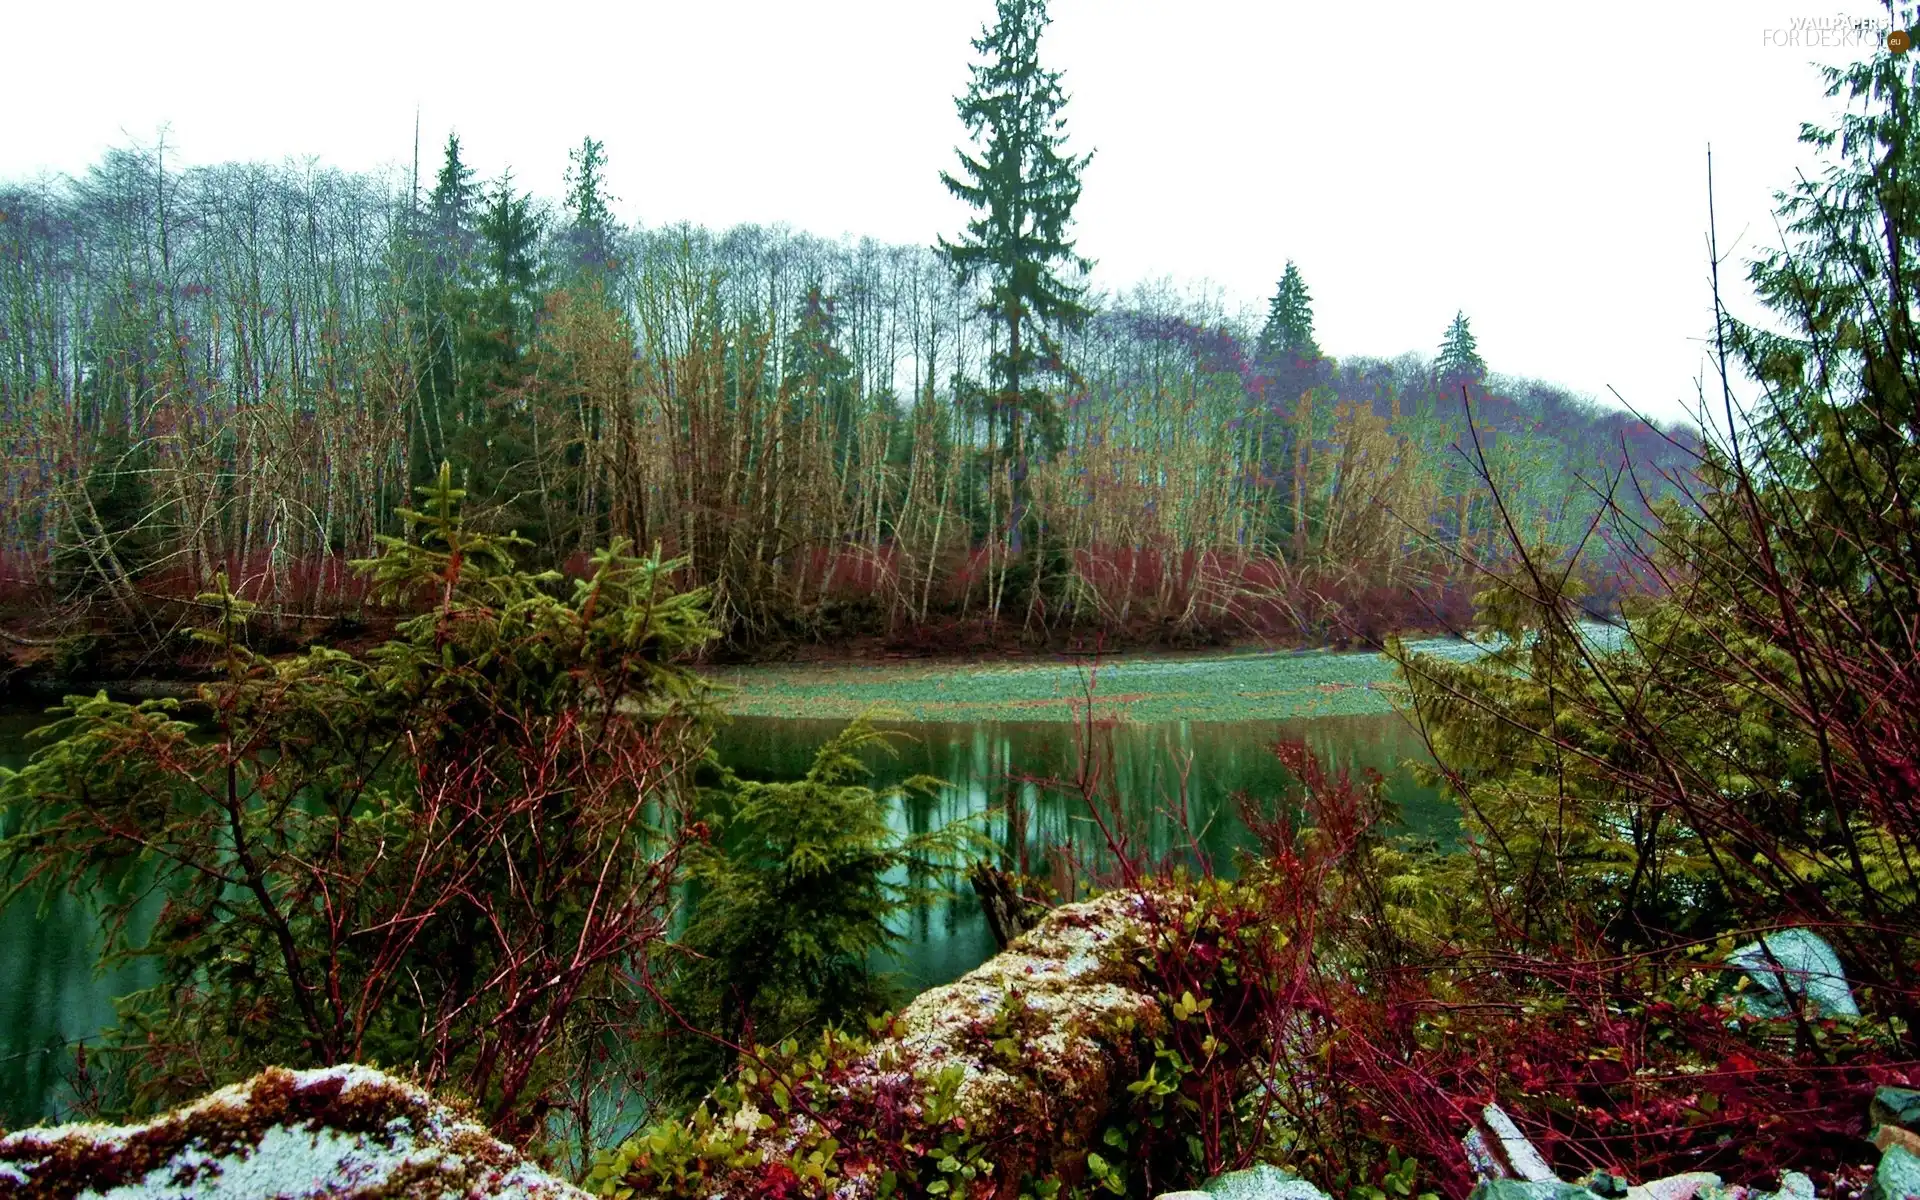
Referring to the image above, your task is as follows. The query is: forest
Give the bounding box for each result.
[3,1,1918,1200]
[0,125,1692,661]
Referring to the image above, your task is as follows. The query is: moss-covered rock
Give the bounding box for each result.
[0,1064,587,1199]
[889,891,1163,1145]
[592,893,1164,1199]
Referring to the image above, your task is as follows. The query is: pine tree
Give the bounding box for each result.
[1257,260,1319,364]
[657,717,957,1097]
[428,132,479,268]
[1252,262,1325,551]
[938,0,1092,556]
[408,133,482,488]
[562,135,617,276]
[454,172,546,533]
[477,172,543,350]
[784,283,857,450]
[1435,310,1487,385]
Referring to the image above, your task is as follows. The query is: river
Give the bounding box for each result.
[0,633,1505,1126]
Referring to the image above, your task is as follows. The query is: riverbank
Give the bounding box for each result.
[0,596,1495,705]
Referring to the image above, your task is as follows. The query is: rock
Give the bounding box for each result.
[1463,1128,1505,1181]
[1880,1125,1920,1156]
[1482,1103,1557,1181]
[1625,1173,1724,1200]
[0,1063,587,1199]
[1772,1173,1816,1200]
[1875,1143,1920,1200]
[1157,1193,1215,1200]
[886,892,1162,1156]
[1877,1088,1920,1131]
[609,893,1162,1199]
[1467,1182,1605,1200]
[1726,929,1859,1019]
[1584,1171,1630,1198]
[1201,1164,1333,1200]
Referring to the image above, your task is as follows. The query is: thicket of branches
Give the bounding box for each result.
[1174,21,1920,1196]
[0,466,721,1150]
[821,17,1920,1197]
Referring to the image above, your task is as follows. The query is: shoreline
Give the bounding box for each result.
[1,622,1490,722]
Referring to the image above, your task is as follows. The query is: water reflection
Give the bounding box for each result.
[0,706,159,1129]
[708,712,1445,995]
[0,703,1445,1126]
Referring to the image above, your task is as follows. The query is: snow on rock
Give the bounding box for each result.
[1725,929,1859,1020]
[0,1064,589,1199]
[888,890,1164,1139]
[621,893,1164,1199]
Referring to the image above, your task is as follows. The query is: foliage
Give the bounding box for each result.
[1308,17,1920,1192]
[1086,735,1913,1198]
[564,135,618,276]
[1257,261,1319,366]
[429,131,479,256]
[1386,8,1920,1006]
[938,0,1093,420]
[655,715,973,1099]
[939,0,1094,569]
[0,140,1683,655]
[584,1021,1011,1200]
[0,463,718,1147]
[47,418,162,605]
[1434,312,1486,386]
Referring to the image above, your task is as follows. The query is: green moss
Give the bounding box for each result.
[705,643,1445,724]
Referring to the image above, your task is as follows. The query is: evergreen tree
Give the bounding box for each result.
[475,173,543,351]
[408,133,482,489]
[1435,310,1487,385]
[784,283,857,450]
[454,172,546,533]
[562,135,617,276]
[938,0,1092,555]
[657,718,959,1097]
[428,132,479,268]
[3,467,721,1130]
[1253,262,1325,549]
[1257,260,1319,364]
[51,420,161,612]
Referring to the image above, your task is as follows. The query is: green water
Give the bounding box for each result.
[707,711,1445,995]
[0,704,161,1129]
[0,687,1448,1127]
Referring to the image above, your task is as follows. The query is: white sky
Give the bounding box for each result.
[1,1,1903,425]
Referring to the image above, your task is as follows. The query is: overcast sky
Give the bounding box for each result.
[1,1,1902,424]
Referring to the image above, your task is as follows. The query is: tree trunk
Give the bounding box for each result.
[969,862,1035,951]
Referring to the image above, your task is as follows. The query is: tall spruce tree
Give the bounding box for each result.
[1257,260,1319,364]
[1435,310,1487,385]
[409,133,481,487]
[428,133,479,268]
[1253,261,1324,552]
[937,0,1092,556]
[562,135,617,277]
[453,171,546,535]
[474,171,544,372]
[785,284,858,452]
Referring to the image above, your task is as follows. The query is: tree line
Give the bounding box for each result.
[0,8,1694,659]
